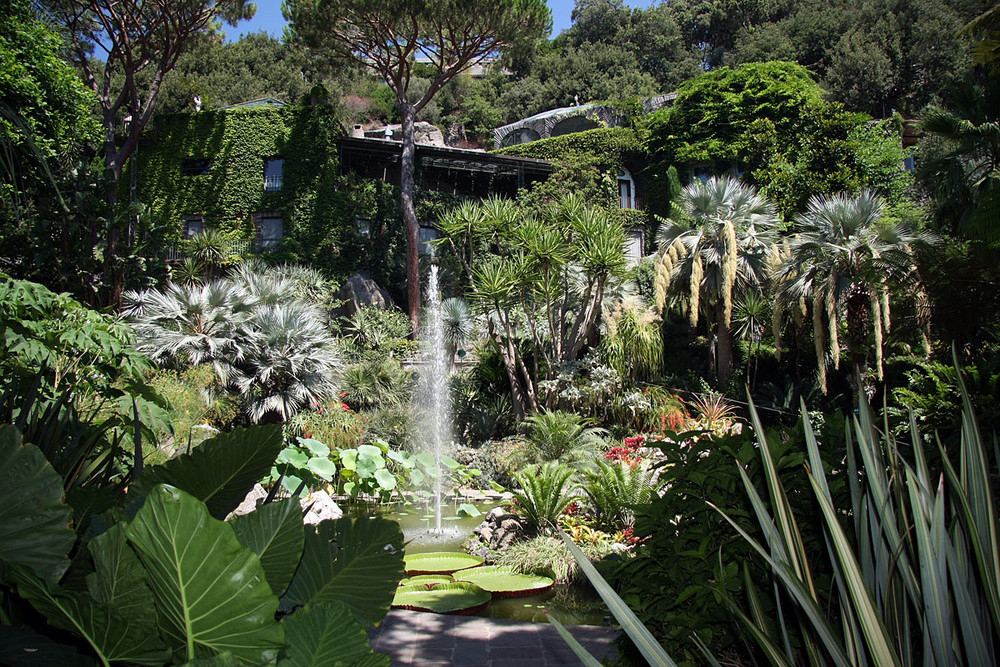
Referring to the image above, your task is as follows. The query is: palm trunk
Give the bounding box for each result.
[716,301,734,385]
[400,103,420,334]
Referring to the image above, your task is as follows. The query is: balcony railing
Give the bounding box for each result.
[155,238,256,261]
[264,175,283,192]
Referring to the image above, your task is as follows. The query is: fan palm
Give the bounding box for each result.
[233,302,339,423]
[440,297,473,363]
[125,280,253,384]
[654,176,779,383]
[775,190,933,393]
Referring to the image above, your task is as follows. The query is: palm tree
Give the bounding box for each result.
[127,267,341,423]
[124,280,252,384]
[654,176,778,384]
[775,190,933,394]
[233,302,339,424]
[920,77,1000,239]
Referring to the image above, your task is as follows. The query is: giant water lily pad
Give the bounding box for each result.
[399,574,452,588]
[403,552,483,575]
[454,566,554,598]
[391,582,491,614]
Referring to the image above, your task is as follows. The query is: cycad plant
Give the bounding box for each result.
[512,462,577,534]
[714,367,1000,666]
[523,409,608,467]
[582,459,659,529]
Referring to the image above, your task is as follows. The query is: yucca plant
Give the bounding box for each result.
[512,462,577,534]
[713,361,1000,666]
[582,459,659,529]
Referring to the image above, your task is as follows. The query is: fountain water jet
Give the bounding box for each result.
[420,265,450,533]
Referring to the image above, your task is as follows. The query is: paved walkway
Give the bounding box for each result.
[370,610,621,666]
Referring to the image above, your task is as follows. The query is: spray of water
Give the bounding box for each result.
[421,265,450,533]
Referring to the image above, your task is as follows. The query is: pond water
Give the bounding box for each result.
[346,498,611,625]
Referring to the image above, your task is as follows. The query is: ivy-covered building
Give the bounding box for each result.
[133,101,553,288]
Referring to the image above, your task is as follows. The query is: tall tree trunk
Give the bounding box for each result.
[101,112,124,308]
[716,301,734,385]
[400,103,421,334]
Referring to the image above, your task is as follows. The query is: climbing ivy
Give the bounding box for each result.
[135,105,407,287]
[494,126,643,165]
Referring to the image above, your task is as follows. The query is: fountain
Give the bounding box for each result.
[420,265,450,534]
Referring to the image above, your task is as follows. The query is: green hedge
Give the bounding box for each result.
[494,126,644,166]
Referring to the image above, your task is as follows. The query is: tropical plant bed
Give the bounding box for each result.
[403,551,484,575]
[391,582,492,614]
[454,566,555,598]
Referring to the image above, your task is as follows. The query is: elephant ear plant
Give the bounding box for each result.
[0,423,405,666]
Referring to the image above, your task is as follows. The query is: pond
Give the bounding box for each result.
[345,497,611,625]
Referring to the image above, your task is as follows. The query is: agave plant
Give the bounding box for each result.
[512,462,578,534]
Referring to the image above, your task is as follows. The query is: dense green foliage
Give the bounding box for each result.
[646,62,911,215]
[138,105,406,285]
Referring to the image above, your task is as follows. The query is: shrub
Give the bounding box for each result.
[497,534,613,583]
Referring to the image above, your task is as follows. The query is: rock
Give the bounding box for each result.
[301,490,343,525]
[486,506,506,522]
[479,525,494,543]
[231,483,268,517]
[333,273,394,316]
[491,515,526,551]
[444,121,467,147]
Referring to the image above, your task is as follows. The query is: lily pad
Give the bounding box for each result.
[403,552,484,576]
[399,575,452,588]
[454,566,555,598]
[391,582,491,615]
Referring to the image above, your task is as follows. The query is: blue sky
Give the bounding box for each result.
[226,0,658,42]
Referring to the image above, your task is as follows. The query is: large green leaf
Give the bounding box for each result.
[6,563,168,665]
[0,425,75,583]
[559,532,678,667]
[85,524,160,642]
[391,582,491,614]
[279,601,384,667]
[454,566,554,597]
[126,485,285,664]
[138,425,283,519]
[402,551,483,575]
[230,498,305,597]
[281,517,404,626]
[0,624,95,666]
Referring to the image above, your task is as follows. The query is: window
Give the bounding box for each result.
[182,158,211,176]
[625,227,645,267]
[691,164,713,184]
[260,216,283,249]
[264,158,283,192]
[357,218,371,237]
[419,225,440,256]
[183,217,205,238]
[618,169,636,209]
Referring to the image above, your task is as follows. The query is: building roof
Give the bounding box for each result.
[220,97,288,110]
[337,137,552,197]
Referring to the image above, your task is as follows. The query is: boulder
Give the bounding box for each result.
[231,483,268,517]
[333,273,394,316]
[301,490,343,525]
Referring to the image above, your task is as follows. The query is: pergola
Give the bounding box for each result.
[337,136,553,197]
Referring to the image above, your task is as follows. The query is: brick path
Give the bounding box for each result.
[369,609,621,666]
